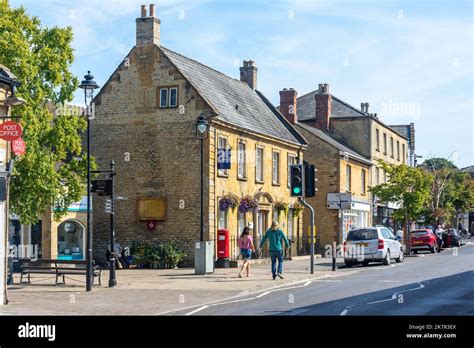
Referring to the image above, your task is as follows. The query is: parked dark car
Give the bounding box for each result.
[447,229,462,247]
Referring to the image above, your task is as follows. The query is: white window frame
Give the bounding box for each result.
[346,165,351,192]
[238,142,246,179]
[169,87,178,107]
[255,147,264,183]
[272,151,280,185]
[217,137,229,176]
[218,207,228,229]
[159,88,168,108]
[287,155,296,188]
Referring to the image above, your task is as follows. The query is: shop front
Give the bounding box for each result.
[342,200,371,242]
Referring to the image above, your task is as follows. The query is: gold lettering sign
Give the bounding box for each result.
[138,198,166,221]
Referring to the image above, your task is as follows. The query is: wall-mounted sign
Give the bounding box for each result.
[11,138,26,156]
[327,192,352,210]
[0,121,22,141]
[217,148,231,169]
[138,198,166,221]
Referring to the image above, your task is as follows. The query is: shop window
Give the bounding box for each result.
[57,220,84,260]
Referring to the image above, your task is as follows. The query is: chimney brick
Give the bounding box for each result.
[279,88,298,124]
[136,4,160,46]
[240,60,258,90]
[315,83,331,131]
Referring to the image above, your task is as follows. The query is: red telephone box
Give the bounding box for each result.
[217,229,230,259]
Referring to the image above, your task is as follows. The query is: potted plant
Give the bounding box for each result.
[239,195,259,214]
[292,201,304,218]
[274,199,289,217]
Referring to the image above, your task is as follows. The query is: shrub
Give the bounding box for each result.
[130,240,187,269]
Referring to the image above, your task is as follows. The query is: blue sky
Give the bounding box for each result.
[11,0,474,168]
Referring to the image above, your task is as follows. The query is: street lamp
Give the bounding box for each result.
[196,114,208,242]
[78,71,99,292]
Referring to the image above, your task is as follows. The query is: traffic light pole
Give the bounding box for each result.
[298,197,315,274]
[108,160,116,288]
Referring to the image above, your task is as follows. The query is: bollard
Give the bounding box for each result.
[332,241,337,271]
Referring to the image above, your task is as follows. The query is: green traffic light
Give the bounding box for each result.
[293,187,301,194]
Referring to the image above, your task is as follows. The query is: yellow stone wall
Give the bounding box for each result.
[209,123,304,257]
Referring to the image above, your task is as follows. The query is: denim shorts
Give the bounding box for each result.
[241,248,252,260]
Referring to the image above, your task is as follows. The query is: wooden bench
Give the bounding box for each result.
[20,259,102,286]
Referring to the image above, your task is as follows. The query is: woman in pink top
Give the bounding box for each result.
[238,227,255,278]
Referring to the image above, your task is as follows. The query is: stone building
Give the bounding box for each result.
[90,5,307,264]
[279,87,372,252]
[296,84,409,230]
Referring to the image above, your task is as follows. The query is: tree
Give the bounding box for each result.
[0,1,91,223]
[420,158,474,225]
[370,161,432,243]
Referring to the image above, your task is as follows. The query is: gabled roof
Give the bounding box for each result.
[461,165,474,176]
[160,46,306,146]
[296,88,408,140]
[296,122,372,165]
[297,89,366,121]
[0,63,20,87]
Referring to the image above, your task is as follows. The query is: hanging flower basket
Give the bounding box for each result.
[274,199,289,217]
[239,195,259,214]
[218,193,240,212]
[292,201,304,217]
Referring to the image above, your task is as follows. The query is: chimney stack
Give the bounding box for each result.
[360,102,369,113]
[315,83,332,131]
[240,60,258,90]
[279,88,298,124]
[136,4,160,47]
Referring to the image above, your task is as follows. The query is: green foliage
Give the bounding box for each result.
[130,240,187,269]
[370,161,432,223]
[0,1,92,223]
[421,158,474,224]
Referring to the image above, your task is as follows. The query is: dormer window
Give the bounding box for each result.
[159,87,178,108]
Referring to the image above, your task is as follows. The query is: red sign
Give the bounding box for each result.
[11,138,26,156]
[0,121,22,141]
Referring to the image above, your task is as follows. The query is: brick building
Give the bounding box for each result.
[279,86,372,252]
[296,84,409,230]
[90,5,307,264]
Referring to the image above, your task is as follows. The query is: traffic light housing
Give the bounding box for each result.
[290,164,304,197]
[304,164,317,197]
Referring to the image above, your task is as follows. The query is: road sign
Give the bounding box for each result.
[327,192,352,210]
[91,179,112,196]
[104,199,113,214]
[0,121,22,141]
[11,138,26,156]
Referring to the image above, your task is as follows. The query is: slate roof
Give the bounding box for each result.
[295,88,408,140]
[160,46,306,146]
[297,89,366,121]
[0,64,20,86]
[461,165,474,177]
[296,122,372,165]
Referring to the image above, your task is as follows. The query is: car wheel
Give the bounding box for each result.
[430,245,436,253]
[395,249,404,263]
[344,261,353,268]
[383,250,390,265]
[413,250,418,254]
[362,261,369,267]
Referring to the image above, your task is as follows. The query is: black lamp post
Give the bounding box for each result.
[196,114,209,242]
[78,71,99,292]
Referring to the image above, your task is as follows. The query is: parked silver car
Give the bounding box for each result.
[344,227,404,267]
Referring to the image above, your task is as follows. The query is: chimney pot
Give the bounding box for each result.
[136,4,160,46]
[318,83,323,92]
[361,103,365,112]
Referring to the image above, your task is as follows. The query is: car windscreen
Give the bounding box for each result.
[347,229,378,241]
[411,231,428,236]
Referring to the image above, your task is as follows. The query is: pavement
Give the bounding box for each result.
[1,240,472,316]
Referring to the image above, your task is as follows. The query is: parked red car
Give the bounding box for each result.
[410,229,438,253]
